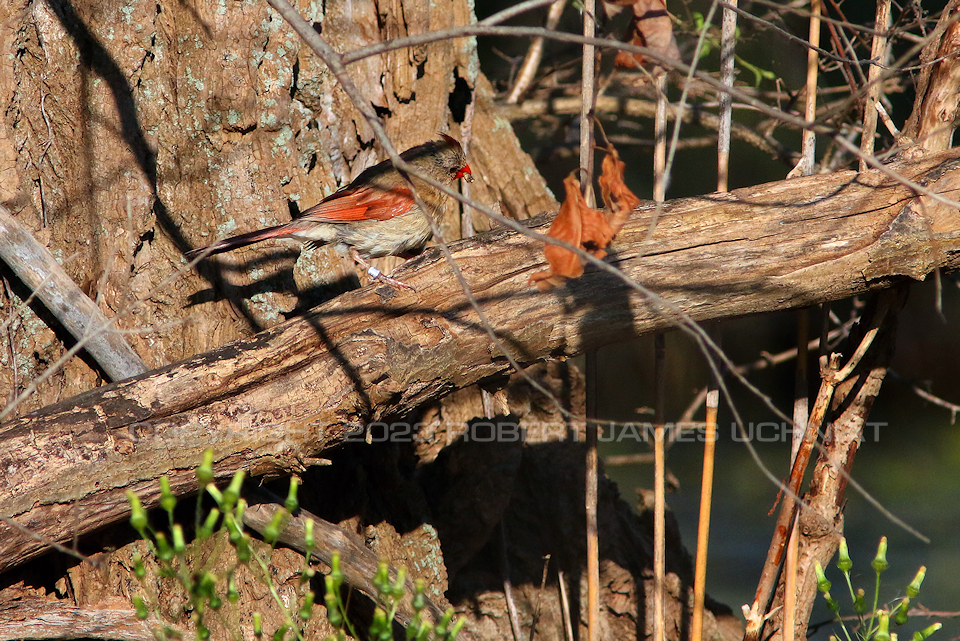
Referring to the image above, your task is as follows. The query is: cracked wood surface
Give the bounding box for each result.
[2,149,960,574]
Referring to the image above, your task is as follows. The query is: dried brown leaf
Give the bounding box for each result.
[530,173,615,290]
[531,140,641,290]
[611,0,680,70]
[598,146,641,235]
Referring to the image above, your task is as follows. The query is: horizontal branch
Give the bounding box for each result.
[2,149,960,574]
[0,595,156,641]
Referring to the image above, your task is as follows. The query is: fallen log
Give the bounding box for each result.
[2,149,960,574]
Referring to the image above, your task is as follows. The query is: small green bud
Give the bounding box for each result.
[263,510,286,546]
[206,483,223,505]
[228,572,239,603]
[253,612,263,636]
[412,620,433,641]
[285,477,299,513]
[235,498,246,523]
[224,512,241,538]
[272,623,289,641]
[911,623,942,641]
[837,538,853,573]
[875,609,891,641]
[154,531,173,561]
[815,562,832,593]
[392,567,407,599]
[235,535,251,564]
[330,552,343,589]
[824,592,840,613]
[373,560,389,595]
[159,476,176,519]
[299,590,315,620]
[448,616,465,640]
[412,579,426,613]
[195,571,216,598]
[132,553,146,579]
[126,491,149,537]
[198,508,220,539]
[300,567,315,584]
[304,518,315,552]
[894,597,910,625]
[224,514,249,562]
[907,566,926,598]
[197,449,215,486]
[372,607,389,638]
[872,537,889,573]
[223,470,245,511]
[325,592,343,628]
[436,607,455,637]
[171,524,186,555]
[853,588,867,614]
[132,595,149,620]
[197,623,210,640]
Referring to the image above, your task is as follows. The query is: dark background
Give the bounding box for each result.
[475,0,960,637]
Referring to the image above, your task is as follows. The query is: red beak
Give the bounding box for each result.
[457,164,474,182]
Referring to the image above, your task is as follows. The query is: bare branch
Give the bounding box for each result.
[0,205,148,382]
[2,149,960,574]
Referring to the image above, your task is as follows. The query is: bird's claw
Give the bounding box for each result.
[366,265,415,292]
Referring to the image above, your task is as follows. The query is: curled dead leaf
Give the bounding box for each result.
[530,141,641,290]
[530,174,591,290]
[610,0,681,70]
[599,146,642,235]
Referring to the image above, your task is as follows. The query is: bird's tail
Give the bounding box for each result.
[184,224,296,259]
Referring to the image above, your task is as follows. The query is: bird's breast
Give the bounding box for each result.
[337,210,434,258]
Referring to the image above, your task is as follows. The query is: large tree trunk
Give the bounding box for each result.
[3,148,960,575]
[0,0,555,416]
[0,0,558,635]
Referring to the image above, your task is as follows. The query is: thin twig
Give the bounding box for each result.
[581,2,600,640]
[888,370,960,424]
[694,1,738,631]
[784,518,799,641]
[785,16,821,634]
[690,387,719,641]
[501,521,523,641]
[558,569,575,641]
[787,0,822,179]
[507,0,568,104]
[653,333,667,641]
[860,0,892,171]
[716,0,738,193]
[529,554,551,641]
[652,2,717,242]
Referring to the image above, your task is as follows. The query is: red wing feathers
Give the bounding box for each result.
[299,185,415,222]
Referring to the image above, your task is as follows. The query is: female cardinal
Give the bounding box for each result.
[186,134,473,290]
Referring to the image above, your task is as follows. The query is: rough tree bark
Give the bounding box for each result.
[3,0,960,639]
[0,0,557,634]
[3,148,960,575]
[0,0,555,416]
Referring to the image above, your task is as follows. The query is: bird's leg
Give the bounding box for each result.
[349,247,415,291]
